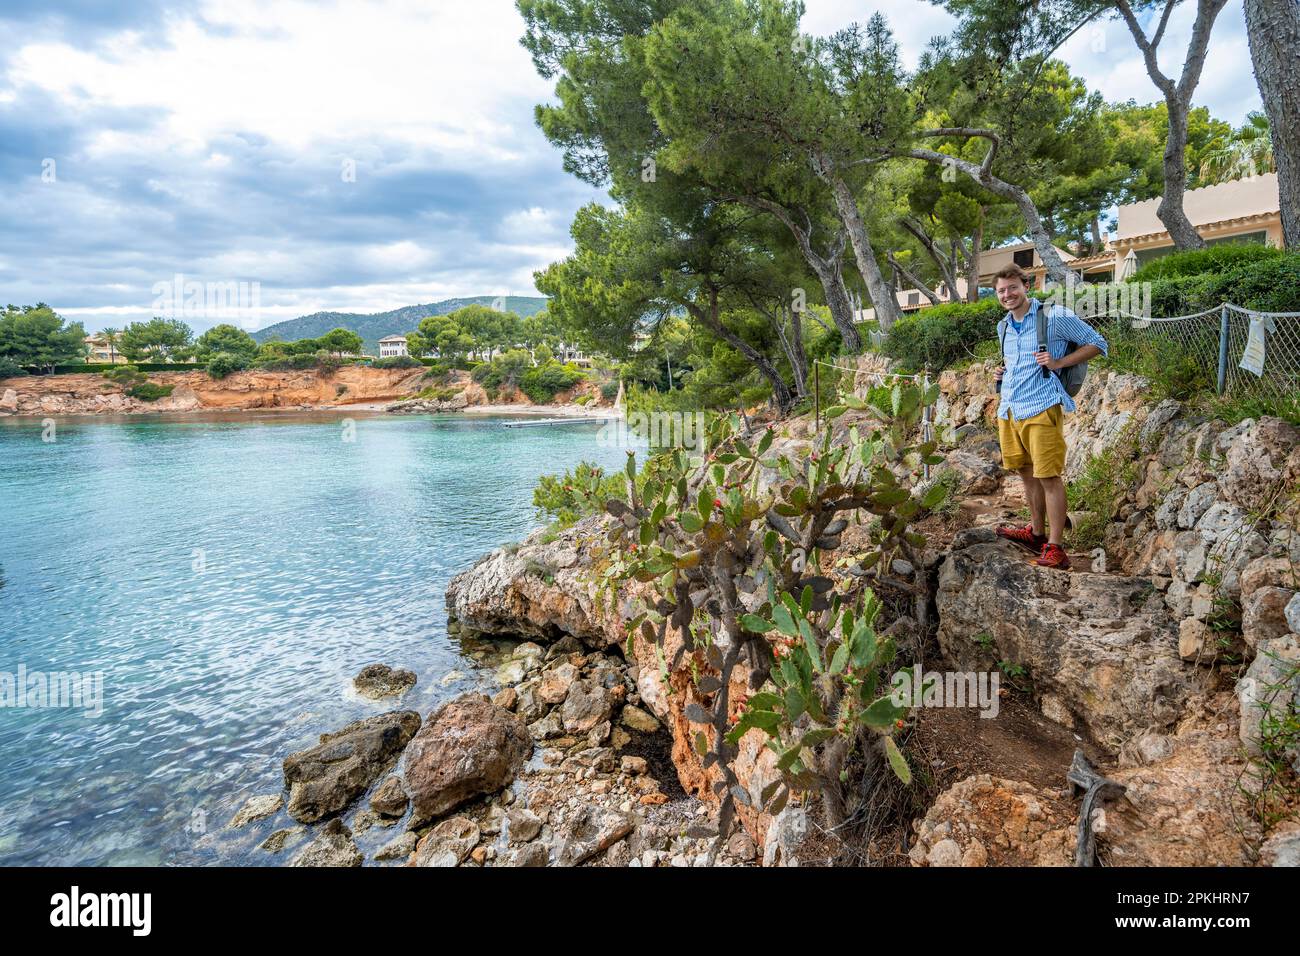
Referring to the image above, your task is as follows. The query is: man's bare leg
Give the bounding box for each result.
[1040,475,1068,546]
[1018,465,1046,537]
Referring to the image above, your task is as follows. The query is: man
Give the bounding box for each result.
[992,264,1108,570]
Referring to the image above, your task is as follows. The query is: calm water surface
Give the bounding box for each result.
[0,410,641,865]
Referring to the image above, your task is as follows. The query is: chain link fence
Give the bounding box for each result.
[1094,303,1300,409]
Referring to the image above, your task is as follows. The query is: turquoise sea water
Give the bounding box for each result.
[0,410,641,865]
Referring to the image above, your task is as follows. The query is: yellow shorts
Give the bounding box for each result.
[998,405,1066,478]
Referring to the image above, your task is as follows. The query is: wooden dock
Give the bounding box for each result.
[500,416,619,428]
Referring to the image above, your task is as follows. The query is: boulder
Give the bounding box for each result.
[444,527,615,648]
[410,815,480,867]
[1259,820,1300,867]
[560,679,613,734]
[1102,730,1257,866]
[936,529,1194,749]
[288,819,362,867]
[283,711,421,823]
[369,776,409,818]
[909,774,1074,867]
[554,805,635,866]
[403,693,532,827]
[1243,587,1298,651]
[538,662,579,705]
[352,663,417,700]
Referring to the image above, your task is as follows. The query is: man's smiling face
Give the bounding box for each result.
[996,276,1029,312]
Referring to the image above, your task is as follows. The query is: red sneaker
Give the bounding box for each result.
[1035,543,1071,570]
[995,523,1048,554]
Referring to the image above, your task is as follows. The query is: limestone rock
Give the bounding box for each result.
[1259,820,1300,867]
[936,529,1194,749]
[1102,730,1257,866]
[554,805,635,866]
[1242,587,1298,651]
[1237,635,1300,769]
[227,793,283,829]
[283,711,421,824]
[289,819,362,867]
[353,663,417,699]
[560,679,613,734]
[910,774,1074,867]
[411,815,480,867]
[403,693,532,827]
[369,776,409,818]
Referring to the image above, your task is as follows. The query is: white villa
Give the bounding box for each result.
[378,335,409,358]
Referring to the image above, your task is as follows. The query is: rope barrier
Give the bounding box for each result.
[812,358,922,381]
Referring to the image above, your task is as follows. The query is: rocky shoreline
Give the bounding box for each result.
[0,366,616,419]
[220,355,1299,867]
[223,639,757,867]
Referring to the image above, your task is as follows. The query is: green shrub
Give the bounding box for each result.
[1066,422,1144,550]
[600,380,621,401]
[128,382,174,402]
[471,349,532,393]
[574,393,592,405]
[206,351,249,379]
[1131,243,1282,283]
[372,355,422,369]
[520,361,585,403]
[103,364,146,386]
[533,461,626,528]
[880,298,1004,372]
[251,350,342,373]
[0,357,28,378]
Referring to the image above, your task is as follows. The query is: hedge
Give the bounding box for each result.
[879,248,1300,373]
[27,362,201,374]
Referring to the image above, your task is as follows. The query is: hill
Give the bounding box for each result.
[251,296,548,355]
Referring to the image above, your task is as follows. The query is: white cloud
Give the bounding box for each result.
[6,0,552,163]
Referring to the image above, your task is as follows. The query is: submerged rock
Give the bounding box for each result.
[227,793,283,829]
[289,819,363,867]
[353,663,417,700]
[369,776,409,818]
[283,710,422,824]
[403,693,532,828]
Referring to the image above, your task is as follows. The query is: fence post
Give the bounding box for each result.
[814,361,820,433]
[922,367,931,481]
[1216,303,1230,396]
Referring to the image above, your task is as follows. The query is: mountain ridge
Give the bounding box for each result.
[251,295,548,354]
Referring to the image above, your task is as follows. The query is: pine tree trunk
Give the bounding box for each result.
[967,212,984,303]
[1245,0,1300,248]
[818,159,901,331]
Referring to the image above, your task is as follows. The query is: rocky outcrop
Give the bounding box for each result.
[0,365,428,416]
[1101,726,1258,866]
[282,711,422,823]
[403,693,532,828]
[438,355,1300,866]
[936,528,1195,749]
[445,540,621,648]
[388,393,471,414]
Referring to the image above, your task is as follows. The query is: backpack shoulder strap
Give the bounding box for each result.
[1035,302,1049,352]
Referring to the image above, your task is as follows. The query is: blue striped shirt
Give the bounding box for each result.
[996,298,1109,421]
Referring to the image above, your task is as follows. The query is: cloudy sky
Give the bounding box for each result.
[0,0,1262,333]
